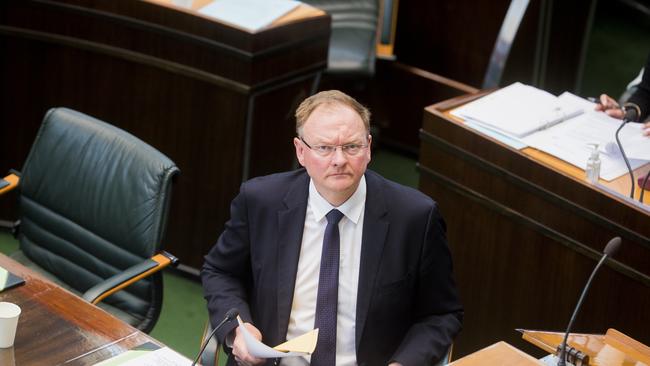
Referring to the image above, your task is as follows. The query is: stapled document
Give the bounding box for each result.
[451,82,583,138]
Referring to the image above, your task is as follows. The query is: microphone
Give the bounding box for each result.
[615,119,635,198]
[557,237,622,366]
[192,308,239,366]
[622,102,641,122]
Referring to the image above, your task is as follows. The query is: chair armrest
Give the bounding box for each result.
[376,0,399,60]
[0,173,20,196]
[82,251,179,304]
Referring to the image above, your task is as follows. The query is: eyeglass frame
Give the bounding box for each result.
[298,136,370,157]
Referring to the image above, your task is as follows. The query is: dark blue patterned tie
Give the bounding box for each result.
[311,209,344,366]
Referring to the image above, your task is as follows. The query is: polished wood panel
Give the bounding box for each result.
[0,0,330,269]
[448,341,543,366]
[521,329,650,366]
[0,254,156,365]
[418,93,650,358]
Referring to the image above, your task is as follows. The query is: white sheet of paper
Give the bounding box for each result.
[522,109,647,181]
[603,122,650,161]
[237,317,312,358]
[93,347,192,366]
[464,119,528,150]
[198,0,300,32]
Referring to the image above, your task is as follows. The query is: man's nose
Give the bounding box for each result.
[330,146,348,165]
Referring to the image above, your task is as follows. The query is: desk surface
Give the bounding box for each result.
[0,253,157,366]
[448,342,543,366]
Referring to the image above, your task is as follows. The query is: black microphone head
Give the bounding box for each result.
[225,308,239,320]
[604,237,622,257]
[623,104,640,122]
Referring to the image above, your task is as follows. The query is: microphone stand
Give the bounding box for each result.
[614,119,634,198]
[557,237,621,366]
[192,309,239,366]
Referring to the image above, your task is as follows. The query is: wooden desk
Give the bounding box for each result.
[521,328,650,366]
[448,341,543,366]
[0,0,330,269]
[0,253,159,365]
[418,93,650,358]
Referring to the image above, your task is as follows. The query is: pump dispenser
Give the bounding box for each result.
[585,143,601,184]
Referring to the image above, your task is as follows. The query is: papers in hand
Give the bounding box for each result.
[198,0,301,32]
[237,316,318,358]
[451,82,583,138]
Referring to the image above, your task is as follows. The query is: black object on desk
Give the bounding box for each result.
[0,266,25,292]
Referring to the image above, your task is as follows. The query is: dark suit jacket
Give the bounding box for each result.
[201,169,463,365]
[628,52,650,122]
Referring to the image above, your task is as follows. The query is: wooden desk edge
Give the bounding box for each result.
[424,91,650,208]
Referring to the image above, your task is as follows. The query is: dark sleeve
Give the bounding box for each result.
[201,182,254,345]
[628,52,650,122]
[391,203,464,365]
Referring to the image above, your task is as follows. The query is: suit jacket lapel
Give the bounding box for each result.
[355,171,389,351]
[275,172,309,343]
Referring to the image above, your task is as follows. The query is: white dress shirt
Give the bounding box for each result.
[282,176,366,366]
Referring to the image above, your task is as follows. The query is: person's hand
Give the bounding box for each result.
[231,322,265,366]
[644,121,650,136]
[595,94,625,119]
[389,363,404,366]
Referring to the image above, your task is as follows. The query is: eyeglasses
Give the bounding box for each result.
[299,137,368,157]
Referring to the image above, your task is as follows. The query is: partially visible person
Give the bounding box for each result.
[595,51,650,135]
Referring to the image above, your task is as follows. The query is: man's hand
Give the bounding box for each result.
[595,94,625,119]
[643,121,650,136]
[232,322,265,366]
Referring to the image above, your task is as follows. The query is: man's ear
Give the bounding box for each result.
[294,137,305,166]
[366,134,372,161]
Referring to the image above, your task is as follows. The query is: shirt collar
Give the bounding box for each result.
[308,175,366,224]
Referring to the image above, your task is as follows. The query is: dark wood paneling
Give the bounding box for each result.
[418,96,650,358]
[0,0,330,269]
[393,0,594,93]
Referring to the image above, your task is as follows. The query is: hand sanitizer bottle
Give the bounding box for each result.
[585,143,601,184]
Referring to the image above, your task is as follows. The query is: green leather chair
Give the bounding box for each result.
[0,107,179,333]
[301,0,380,76]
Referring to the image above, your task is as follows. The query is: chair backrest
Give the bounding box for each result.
[482,0,530,89]
[18,107,179,332]
[303,0,380,76]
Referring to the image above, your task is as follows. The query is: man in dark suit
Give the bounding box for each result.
[202,90,463,366]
